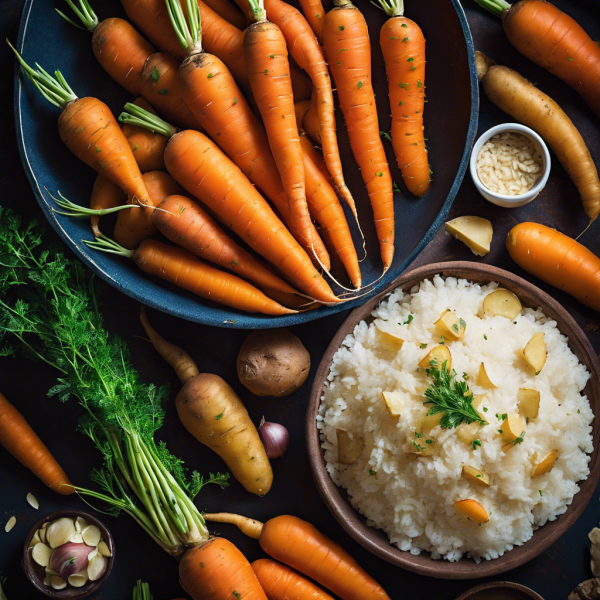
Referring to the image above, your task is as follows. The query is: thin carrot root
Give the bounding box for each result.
[203,513,264,539]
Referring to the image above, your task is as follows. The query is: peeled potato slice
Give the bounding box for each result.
[462,465,491,487]
[532,450,558,477]
[499,413,524,444]
[445,216,493,257]
[518,388,540,420]
[483,289,522,320]
[477,363,496,389]
[522,333,547,374]
[435,309,466,339]
[381,391,404,419]
[419,345,452,372]
[32,542,52,568]
[456,422,483,445]
[336,429,364,465]
[454,499,489,524]
[420,412,442,435]
[377,329,405,352]
[408,434,435,456]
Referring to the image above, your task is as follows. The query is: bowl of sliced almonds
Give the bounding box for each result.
[23,509,115,598]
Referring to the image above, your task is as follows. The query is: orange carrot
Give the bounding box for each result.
[294,99,312,128]
[302,88,321,145]
[89,174,125,237]
[298,0,325,43]
[121,97,168,173]
[152,194,300,295]
[165,129,339,302]
[244,0,312,254]
[263,0,357,219]
[377,1,430,197]
[87,237,296,315]
[323,0,395,269]
[252,559,335,600]
[507,222,600,312]
[114,170,183,249]
[58,1,155,96]
[289,58,313,103]
[475,0,600,118]
[10,46,153,210]
[203,514,391,600]
[180,539,269,600]
[201,0,247,29]
[139,52,205,131]
[0,391,74,495]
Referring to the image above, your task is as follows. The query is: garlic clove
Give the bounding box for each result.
[4,516,16,533]
[32,542,52,567]
[39,527,47,544]
[69,532,83,544]
[87,554,107,581]
[41,522,49,529]
[43,574,52,587]
[49,542,92,578]
[87,548,98,562]
[29,530,42,548]
[82,525,101,547]
[98,541,111,557]
[75,517,88,533]
[45,567,60,577]
[68,572,89,588]
[46,518,76,549]
[50,575,67,590]
[26,493,39,510]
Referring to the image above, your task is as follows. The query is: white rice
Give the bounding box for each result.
[318,276,593,562]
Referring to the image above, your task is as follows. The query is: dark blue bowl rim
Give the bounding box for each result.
[14,0,479,329]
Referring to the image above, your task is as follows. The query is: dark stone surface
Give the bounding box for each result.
[0,1,598,599]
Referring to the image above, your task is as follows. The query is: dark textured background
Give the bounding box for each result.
[1,0,599,598]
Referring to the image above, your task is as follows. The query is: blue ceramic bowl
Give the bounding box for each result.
[15,0,478,328]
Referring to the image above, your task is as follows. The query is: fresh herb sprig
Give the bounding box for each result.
[423,362,486,429]
[0,208,229,557]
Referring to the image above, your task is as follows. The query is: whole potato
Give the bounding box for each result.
[237,329,310,397]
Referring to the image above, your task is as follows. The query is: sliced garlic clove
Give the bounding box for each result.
[45,567,60,577]
[39,527,47,544]
[41,522,49,529]
[82,525,101,547]
[46,517,76,549]
[32,542,52,567]
[87,548,98,562]
[43,574,52,587]
[50,575,67,590]
[98,541,111,557]
[4,516,16,533]
[26,493,39,510]
[75,517,88,533]
[69,532,83,544]
[87,554,106,581]
[68,573,89,588]
[29,530,42,548]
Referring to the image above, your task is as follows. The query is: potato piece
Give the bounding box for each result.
[532,450,558,477]
[477,363,496,389]
[518,388,540,420]
[454,499,489,524]
[445,216,493,257]
[176,373,272,496]
[462,465,491,487]
[419,412,442,435]
[408,434,435,456]
[418,345,452,372]
[483,289,522,319]
[435,309,466,339]
[237,329,310,397]
[381,391,404,419]
[522,333,547,374]
[456,422,483,445]
[336,430,364,465]
[377,329,405,352]
[498,413,524,444]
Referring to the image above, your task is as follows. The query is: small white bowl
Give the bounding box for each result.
[470,123,551,208]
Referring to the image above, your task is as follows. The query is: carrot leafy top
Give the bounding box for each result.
[165,0,203,55]
[247,0,267,23]
[375,0,405,18]
[56,0,99,33]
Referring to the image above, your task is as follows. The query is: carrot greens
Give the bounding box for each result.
[0,209,229,558]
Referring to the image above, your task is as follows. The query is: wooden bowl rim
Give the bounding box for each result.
[306,261,600,580]
[453,581,545,600]
[22,509,115,598]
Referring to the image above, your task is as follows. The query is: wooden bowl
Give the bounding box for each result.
[306,261,600,579]
[454,581,544,600]
[23,510,115,598]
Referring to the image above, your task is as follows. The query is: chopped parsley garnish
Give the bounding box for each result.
[484,334,488,340]
[151,66,160,83]
[452,323,459,333]
[398,82,409,90]
[158,88,168,95]
[414,431,423,438]
[339,25,345,30]
[539,490,543,497]
[440,336,445,345]
[501,413,508,421]
[425,439,432,444]
[420,343,427,349]
[417,79,422,88]
[403,314,413,325]
[233,591,241,600]
[459,318,466,329]
[472,439,481,449]
[513,431,526,445]
[393,181,401,192]
[380,131,392,142]
[215,410,225,420]
[407,57,414,62]
[369,469,377,475]
[233,97,238,105]
[401,23,408,27]
[269,54,275,58]
[498,429,503,434]
[483,407,488,412]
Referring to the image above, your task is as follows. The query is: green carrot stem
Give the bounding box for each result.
[119,102,178,139]
[56,0,99,32]
[247,0,266,22]
[49,190,138,219]
[7,41,77,109]
[374,0,404,17]
[133,581,153,600]
[84,235,134,258]
[164,0,203,55]
[472,0,511,17]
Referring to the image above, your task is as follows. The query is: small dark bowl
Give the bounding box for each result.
[306,261,600,579]
[454,581,544,600]
[23,509,115,599]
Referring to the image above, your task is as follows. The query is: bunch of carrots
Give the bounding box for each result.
[10,0,436,316]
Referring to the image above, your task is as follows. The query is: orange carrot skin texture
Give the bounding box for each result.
[323,3,395,269]
[202,0,247,29]
[121,97,167,173]
[380,18,429,197]
[298,0,325,43]
[289,60,313,103]
[180,538,269,600]
[114,171,183,248]
[252,559,335,600]
[153,194,299,295]
[139,53,205,131]
[507,222,600,312]
[264,0,356,218]
[0,392,74,495]
[164,130,338,302]
[58,97,151,208]
[178,53,329,269]
[302,90,321,144]
[259,516,391,600]
[503,0,600,118]
[294,100,312,128]
[134,240,295,315]
[91,18,155,96]
[89,174,125,237]
[301,135,361,288]
[244,22,312,250]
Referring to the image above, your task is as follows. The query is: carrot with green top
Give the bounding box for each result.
[323,0,395,269]
[377,0,429,197]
